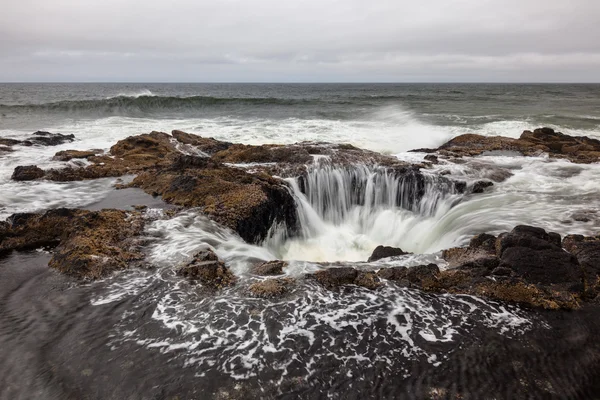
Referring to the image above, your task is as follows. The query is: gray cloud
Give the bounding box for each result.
[1,0,599,81]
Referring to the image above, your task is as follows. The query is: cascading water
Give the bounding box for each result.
[266,160,465,262]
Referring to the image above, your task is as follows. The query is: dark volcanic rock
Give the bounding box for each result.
[26,131,75,146]
[171,130,233,155]
[53,149,100,161]
[563,234,600,294]
[48,210,145,280]
[177,250,236,289]
[1,208,80,253]
[436,226,587,309]
[471,180,493,193]
[433,127,600,164]
[248,278,294,298]
[367,245,408,262]
[313,267,380,290]
[11,165,45,181]
[0,208,145,280]
[0,138,22,146]
[251,260,288,276]
[131,155,298,244]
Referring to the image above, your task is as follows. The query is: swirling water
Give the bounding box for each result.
[1,83,600,399]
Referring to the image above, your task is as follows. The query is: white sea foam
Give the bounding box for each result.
[97,277,535,384]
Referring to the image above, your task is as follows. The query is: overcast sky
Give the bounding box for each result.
[1,0,599,82]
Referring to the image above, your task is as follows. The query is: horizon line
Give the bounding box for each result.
[2,81,600,85]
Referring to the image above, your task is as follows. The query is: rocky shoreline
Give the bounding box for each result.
[1,127,598,312]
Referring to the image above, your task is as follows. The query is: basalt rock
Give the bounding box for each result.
[429,127,600,164]
[563,234,600,295]
[0,208,146,280]
[42,131,182,181]
[251,260,288,276]
[171,130,233,155]
[130,155,298,244]
[0,208,82,253]
[25,131,76,146]
[212,141,411,177]
[53,149,100,161]
[367,245,408,262]
[11,165,45,181]
[248,278,294,298]
[434,226,585,309]
[312,267,381,290]
[471,180,493,193]
[376,264,440,288]
[48,210,145,280]
[177,249,236,289]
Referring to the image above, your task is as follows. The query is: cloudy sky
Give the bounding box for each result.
[1,0,599,82]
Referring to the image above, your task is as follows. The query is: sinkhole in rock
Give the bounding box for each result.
[263,164,464,262]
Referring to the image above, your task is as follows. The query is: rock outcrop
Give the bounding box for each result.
[130,154,298,243]
[11,165,45,181]
[251,260,288,275]
[367,245,408,262]
[53,149,100,161]
[177,249,236,289]
[248,278,294,298]
[309,226,591,310]
[430,127,600,164]
[0,208,146,280]
[312,267,380,290]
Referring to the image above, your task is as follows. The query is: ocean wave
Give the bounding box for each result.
[0,95,317,114]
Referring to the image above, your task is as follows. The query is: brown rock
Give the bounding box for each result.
[131,155,298,244]
[251,260,288,275]
[53,149,100,161]
[171,130,233,155]
[313,267,381,290]
[48,209,145,280]
[248,278,294,298]
[471,180,493,193]
[11,165,45,181]
[433,127,600,164]
[177,250,236,289]
[368,245,408,262]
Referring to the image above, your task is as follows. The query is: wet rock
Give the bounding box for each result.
[494,226,580,285]
[434,127,600,164]
[251,260,288,276]
[43,132,180,181]
[131,155,298,244]
[1,208,146,279]
[0,138,21,146]
[354,271,381,289]
[434,226,588,309]
[376,266,408,283]
[53,149,100,161]
[442,233,497,269]
[367,245,408,262]
[48,210,145,280]
[312,267,380,290]
[11,165,45,181]
[177,250,236,289]
[171,130,233,155]
[499,246,580,285]
[570,209,597,223]
[0,208,80,253]
[563,234,600,294]
[248,278,294,298]
[212,141,411,177]
[424,154,439,163]
[471,180,493,193]
[26,131,75,146]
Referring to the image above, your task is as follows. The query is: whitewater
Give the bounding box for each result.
[1,83,600,399]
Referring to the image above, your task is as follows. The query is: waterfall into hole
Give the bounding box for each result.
[265,162,465,262]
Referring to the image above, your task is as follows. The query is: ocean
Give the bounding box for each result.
[1,83,600,399]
